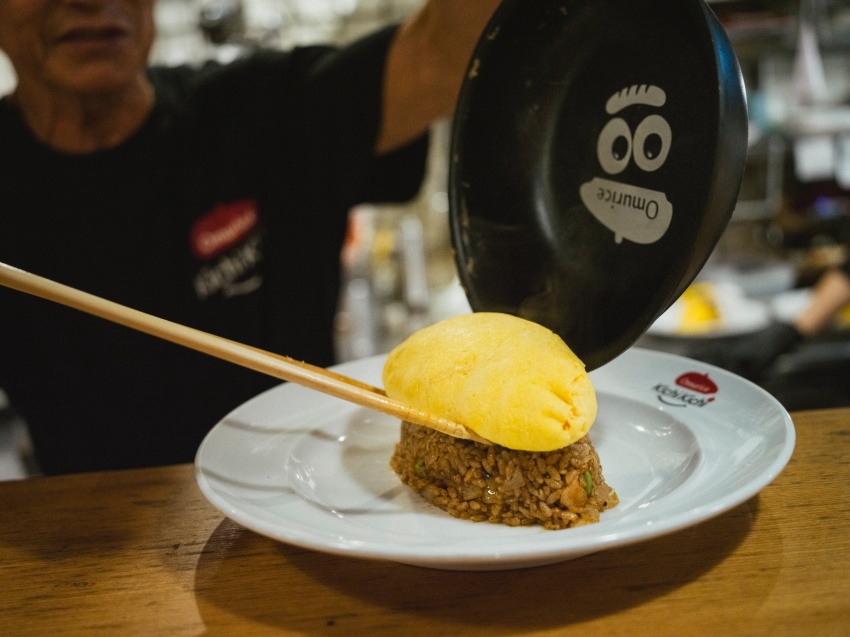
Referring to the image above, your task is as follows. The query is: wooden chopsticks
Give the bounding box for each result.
[0,262,488,444]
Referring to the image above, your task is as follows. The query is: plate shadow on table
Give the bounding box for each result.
[192,495,775,634]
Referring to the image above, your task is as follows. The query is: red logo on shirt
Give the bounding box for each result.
[191,200,259,260]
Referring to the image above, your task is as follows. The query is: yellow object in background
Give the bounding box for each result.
[678,283,721,334]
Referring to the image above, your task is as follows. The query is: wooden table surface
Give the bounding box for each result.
[1,408,848,636]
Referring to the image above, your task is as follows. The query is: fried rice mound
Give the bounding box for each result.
[391,421,618,530]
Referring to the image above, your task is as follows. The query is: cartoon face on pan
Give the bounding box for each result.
[579,85,674,245]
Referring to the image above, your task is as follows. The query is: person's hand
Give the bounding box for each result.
[694,322,803,381]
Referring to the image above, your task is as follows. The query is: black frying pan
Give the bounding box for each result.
[449,0,748,370]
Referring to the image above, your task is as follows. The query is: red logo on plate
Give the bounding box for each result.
[653,371,718,408]
[675,372,718,395]
[191,200,259,260]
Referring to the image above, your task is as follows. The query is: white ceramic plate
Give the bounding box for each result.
[195,348,794,571]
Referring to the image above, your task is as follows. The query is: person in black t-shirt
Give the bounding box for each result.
[0,1,500,475]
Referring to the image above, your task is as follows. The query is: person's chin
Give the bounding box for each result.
[51,58,145,96]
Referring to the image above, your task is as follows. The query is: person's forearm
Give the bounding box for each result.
[376,0,501,155]
[794,268,850,337]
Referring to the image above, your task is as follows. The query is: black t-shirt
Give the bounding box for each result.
[0,27,428,474]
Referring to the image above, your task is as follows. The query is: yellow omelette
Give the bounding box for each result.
[382,312,596,451]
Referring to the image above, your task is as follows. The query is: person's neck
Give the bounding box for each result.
[10,76,155,154]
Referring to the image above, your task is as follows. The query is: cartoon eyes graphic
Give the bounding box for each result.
[580,85,674,246]
[597,114,672,175]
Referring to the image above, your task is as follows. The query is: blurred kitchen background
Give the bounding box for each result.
[1,0,849,479]
[638,0,850,413]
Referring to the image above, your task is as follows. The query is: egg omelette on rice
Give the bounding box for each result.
[383,312,618,530]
